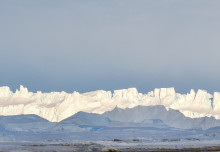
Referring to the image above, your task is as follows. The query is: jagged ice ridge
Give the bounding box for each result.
[0,85,220,122]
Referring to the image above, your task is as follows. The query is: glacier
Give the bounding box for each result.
[0,85,219,122]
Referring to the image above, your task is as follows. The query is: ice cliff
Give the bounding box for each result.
[0,85,219,122]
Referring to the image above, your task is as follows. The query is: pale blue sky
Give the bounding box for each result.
[0,0,220,93]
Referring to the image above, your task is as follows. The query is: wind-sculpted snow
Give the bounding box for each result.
[0,85,219,122]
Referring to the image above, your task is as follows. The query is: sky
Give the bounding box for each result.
[0,0,220,94]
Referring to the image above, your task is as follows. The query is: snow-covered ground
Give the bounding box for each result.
[1,139,220,151]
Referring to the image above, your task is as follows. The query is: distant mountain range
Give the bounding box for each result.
[0,105,220,131]
[0,105,220,141]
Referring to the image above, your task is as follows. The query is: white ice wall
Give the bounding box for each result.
[0,85,219,122]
